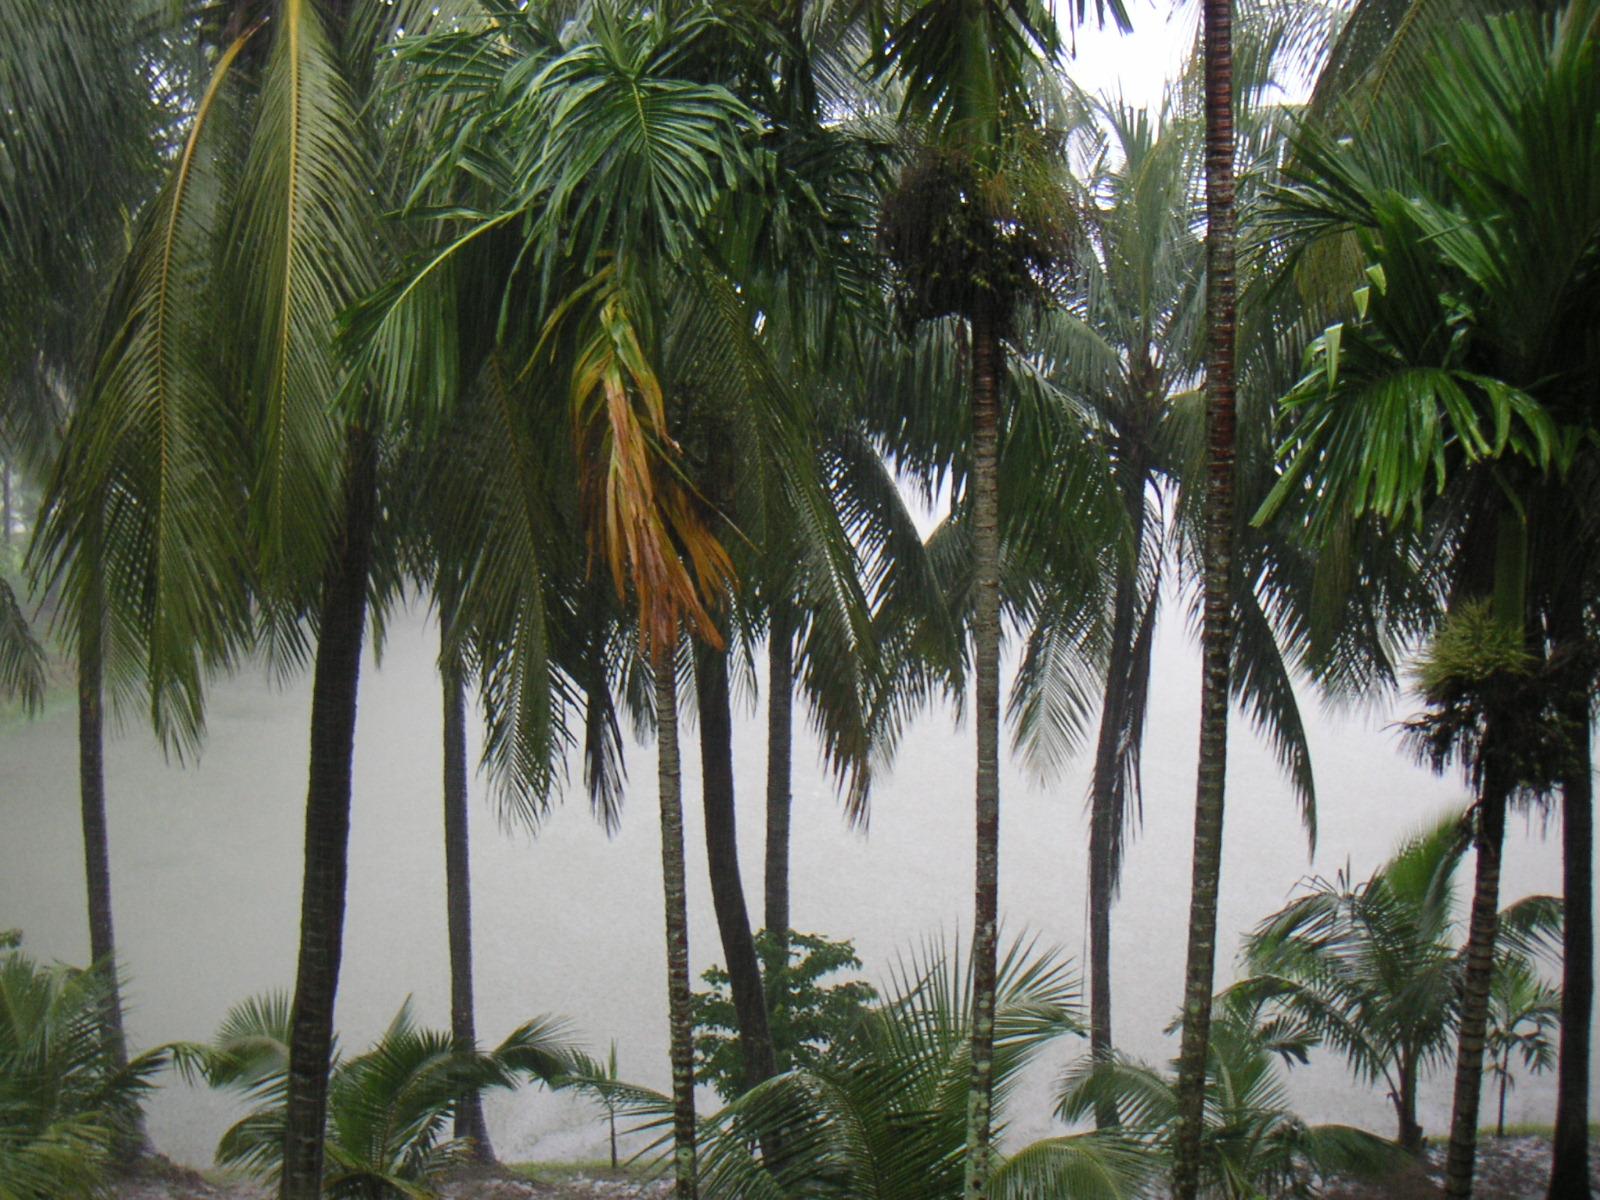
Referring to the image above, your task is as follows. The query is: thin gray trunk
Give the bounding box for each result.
[1087,466,1148,1129]
[765,609,793,948]
[1172,2,1238,1196]
[962,310,1003,1200]
[655,654,697,1199]
[77,570,141,1159]
[441,601,493,1161]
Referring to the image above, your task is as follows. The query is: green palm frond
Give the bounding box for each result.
[198,992,579,1189]
[0,579,46,713]
[0,944,169,1198]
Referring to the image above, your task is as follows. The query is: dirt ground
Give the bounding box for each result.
[1320,1135,1600,1199]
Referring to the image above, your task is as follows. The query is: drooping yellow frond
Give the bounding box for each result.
[562,282,735,657]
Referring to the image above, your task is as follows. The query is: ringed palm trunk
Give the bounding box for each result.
[280,429,378,1200]
[962,308,1003,1200]
[440,599,493,1161]
[1172,3,1238,1196]
[1547,603,1593,1199]
[1444,784,1509,1199]
[655,649,697,1199]
[765,607,793,948]
[697,642,778,1092]
[1086,464,1148,1129]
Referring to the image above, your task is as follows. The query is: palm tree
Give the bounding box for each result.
[1059,986,1401,1198]
[1258,7,1600,1191]
[3,6,175,1155]
[190,992,578,1194]
[1240,808,1562,1152]
[867,4,1127,1191]
[1405,604,1577,1197]
[29,4,509,1193]
[0,937,172,1196]
[1484,957,1560,1139]
[1171,0,1241,1193]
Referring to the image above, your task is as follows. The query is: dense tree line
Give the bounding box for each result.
[2,1,1595,1198]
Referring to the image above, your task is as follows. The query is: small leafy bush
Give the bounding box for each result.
[692,930,876,1100]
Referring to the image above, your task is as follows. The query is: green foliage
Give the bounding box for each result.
[188,993,580,1197]
[1483,956,1560,1133]
[0,937,167,1200]
[1057,988,1403,1198]
[682,935,1141,1200]
[692,930,877,1101]
[1402,602,1592,800]
[1237,810,1563,1147]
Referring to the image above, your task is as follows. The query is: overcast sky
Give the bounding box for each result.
[1060,2,1199,109]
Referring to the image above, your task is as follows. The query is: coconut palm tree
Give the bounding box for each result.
[28,4,517,1193]
[865,5,1129,1191]
[2,5,178,1149]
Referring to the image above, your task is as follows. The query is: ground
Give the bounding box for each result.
[111,1137,1600,1197]
[1321,1135,1600,1200]
[109,1159,670,1199]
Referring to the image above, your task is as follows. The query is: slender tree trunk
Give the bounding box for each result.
[3,460,12,549]
[1172,4,1237,1197]
[1087,467,1147,1129]
[1496,1062,1508,1139]
[78,572,140,1158]
[1444,790,1508,1199]
[441,599,494,1162]
[1395,1051,1424,1154]
[1547,707,1593,1198]
[765,608,793,948]
[655,653,697,1200]
[697,643,778,1093]
[962,310,1003,1200]
[279,430,377,1200]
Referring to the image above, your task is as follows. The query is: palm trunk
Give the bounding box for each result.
[697,643,778,1093]
[1496,1060,1508,1139]
[1395,1050,1424,1154]
[765,608,793,948]
[1443,789,1508,1199]
[279,430,377,1200]
[78,573,139,1157]
[1087,467,1148,1129]
[655,653,697,1200]
[1547,706,1592,1199]
[3,460,12,548]
[1172,4,1238,1197]
[441,600,494,1161]
[962,309,1003,1200]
